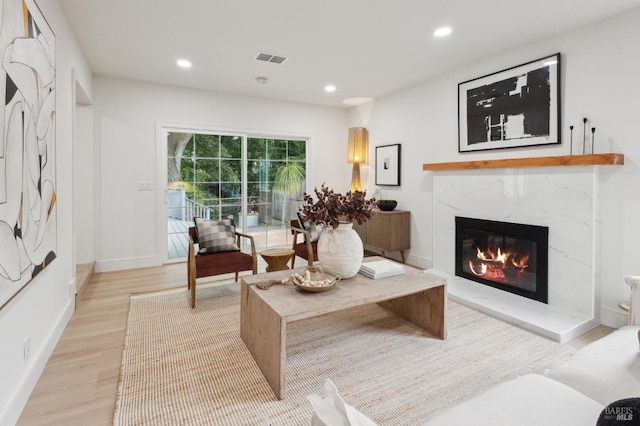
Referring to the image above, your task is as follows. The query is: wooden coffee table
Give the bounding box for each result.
[240,257,447,399]
[260,248,295,272]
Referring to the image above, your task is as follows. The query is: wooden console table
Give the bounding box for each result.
[354,209,410,263]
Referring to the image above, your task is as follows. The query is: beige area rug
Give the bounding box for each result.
[114,282,575,425]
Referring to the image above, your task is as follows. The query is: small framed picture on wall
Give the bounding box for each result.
[375,144,401,186]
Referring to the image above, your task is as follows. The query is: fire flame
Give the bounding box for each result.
[470,246,530,281]
[476,246,509,264]
[468,260,487,276]
[512,253,529,269]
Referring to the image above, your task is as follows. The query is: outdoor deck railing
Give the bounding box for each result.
[168,189,213,222]
[184,198,211,222]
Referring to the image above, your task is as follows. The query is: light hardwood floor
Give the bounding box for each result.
[18,263,190,425]
[18,262,615,425]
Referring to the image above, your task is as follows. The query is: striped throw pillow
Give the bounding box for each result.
[194,216,240,254]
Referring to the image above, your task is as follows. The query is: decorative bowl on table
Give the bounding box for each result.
[376,200,397,211]
[292,272,339,293]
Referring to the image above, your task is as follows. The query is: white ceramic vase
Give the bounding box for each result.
[317,223,363,279]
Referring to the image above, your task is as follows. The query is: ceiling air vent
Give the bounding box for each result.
[255,52,288,64]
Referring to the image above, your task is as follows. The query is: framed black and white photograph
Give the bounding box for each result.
[375,144,401,186]
[458,53,560,152]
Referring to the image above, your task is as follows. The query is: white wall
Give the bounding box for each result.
[0,0,93,424]
[75,101,95,265]
[356,7,640,328]
[93,77,350,271]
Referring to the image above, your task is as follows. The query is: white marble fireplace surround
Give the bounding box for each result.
[428,166,601,343]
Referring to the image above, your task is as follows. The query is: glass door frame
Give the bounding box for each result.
[158,123,247,264]
[156,122,312,264]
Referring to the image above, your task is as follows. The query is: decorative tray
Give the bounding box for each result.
[292,272,339,293]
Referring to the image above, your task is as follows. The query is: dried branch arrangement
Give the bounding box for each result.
[299,183,376,229]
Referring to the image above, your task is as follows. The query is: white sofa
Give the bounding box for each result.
[306,326,639,426]
[423,325,640,426]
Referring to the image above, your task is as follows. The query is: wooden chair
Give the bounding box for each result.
[187,226,257,308]
[290,219,318,269]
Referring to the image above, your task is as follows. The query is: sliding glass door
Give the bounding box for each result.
[165,131,307,260]
[246,137,307,247]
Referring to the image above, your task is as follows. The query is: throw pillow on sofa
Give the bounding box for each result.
[194,216,239,254]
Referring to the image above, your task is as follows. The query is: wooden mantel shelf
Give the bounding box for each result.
[423,153,624,171]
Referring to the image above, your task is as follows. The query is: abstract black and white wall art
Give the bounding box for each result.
[0,0,56,309]
[458,53,560,152]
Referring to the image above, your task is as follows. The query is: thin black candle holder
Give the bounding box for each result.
[582,118,588,155]
[570,125,574,155]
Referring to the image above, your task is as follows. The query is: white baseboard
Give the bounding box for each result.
[406,254,432,270]
[362,245,432,270]
[0,291,74,425]
[600,306,629,329]
[96,255,159,272]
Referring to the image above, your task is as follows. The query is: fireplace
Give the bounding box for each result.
[455,216,549,303]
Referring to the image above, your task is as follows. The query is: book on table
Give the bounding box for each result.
[359,259,406,279]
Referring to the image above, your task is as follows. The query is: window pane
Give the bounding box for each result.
[247,160,265,182]
[267,139,287,160]
[247,182,260,197]
[168,132,195,158]
[248,138,267,160]
[220,182,241,199]
[194,183,219,203]
[180,158,195,182]
[220,160,241,182]
[182,137,194,157]
[167,156,184,186]
[288,139,306,159]
[194,134,219,158]
[195,159,219,182]
[221,204,241,219]
[221,135,241,158]
[200,197,219,209]
[290,161,307,184]
[269,161,287,181]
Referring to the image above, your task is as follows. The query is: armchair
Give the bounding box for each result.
[187,220,257,308]
[290,219,318,269]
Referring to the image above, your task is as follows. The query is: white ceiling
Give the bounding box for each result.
[58,0,640,108]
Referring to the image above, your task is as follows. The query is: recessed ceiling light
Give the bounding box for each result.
[177,59,192,68]
[342,97,374,106]
[434,27,452,37]
[325,85,336,92]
